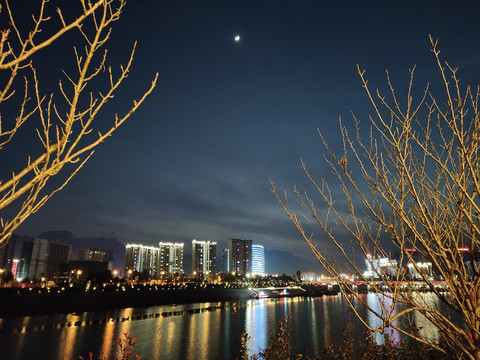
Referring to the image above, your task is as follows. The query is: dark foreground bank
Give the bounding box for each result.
[0,285,255,317]
[0,283,339,317]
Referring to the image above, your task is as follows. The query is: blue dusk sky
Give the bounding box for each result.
[2,0,480,274]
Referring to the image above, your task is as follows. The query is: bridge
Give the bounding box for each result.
[250,286,306,298]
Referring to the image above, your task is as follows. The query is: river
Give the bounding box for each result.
[0,293,448,360]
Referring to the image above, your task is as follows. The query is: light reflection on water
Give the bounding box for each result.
[412,293,441,342]
[100,321,115,360]
[245,299,268,354]
[58,323,79,360]
[0,294,457,360]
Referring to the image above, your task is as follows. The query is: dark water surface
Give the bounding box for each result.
[0,293,447,360]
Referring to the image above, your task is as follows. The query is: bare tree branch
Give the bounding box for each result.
[0,0,158,247]
[273,35,480,360]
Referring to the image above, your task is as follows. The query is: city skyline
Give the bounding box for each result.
[3,234,284,281]
[4,232,281,279]
[4,230,306,276]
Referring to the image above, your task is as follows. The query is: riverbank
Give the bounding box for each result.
[0,286,256,317]
[0,283,339,317]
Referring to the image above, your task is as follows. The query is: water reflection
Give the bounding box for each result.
[166,320,177,356]
[100,321,115,359]
[58,322,80,360]
[321,297,331,347]
[0,294,460,360]
[361,292,447,345]
[151,312,164,359]
[363,293,401,344]
[412,293,440,343]
[245,299,269,356]
[201,309,211,359]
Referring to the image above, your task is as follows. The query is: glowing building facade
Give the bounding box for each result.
[223,247,230,273]
[364,253,398,279]
[251,244,265,277]
[192,240,217,277]
[125,244,159,276]
[159,242,184,275]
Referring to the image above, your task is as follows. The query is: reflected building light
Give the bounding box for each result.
[59,320,80,360]
[100,316,115,359]
[152,312,165,359]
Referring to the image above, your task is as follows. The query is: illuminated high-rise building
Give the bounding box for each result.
[125,244,141,273]
[79,247,113,262]
[159,242,184,275]
[0,234,17,272]
[228,238,252,276]
[79,247,114,270]
[29,238,72,280]
[17,240,33,281]
[125,244,159,276]
[363,253,398,279]
[251,244,266,277]
[192,240,217,277]
[223,248,230,273]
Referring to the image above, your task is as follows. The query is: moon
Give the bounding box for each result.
[234,34,240,42]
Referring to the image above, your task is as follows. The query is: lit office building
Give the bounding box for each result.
[251,244,266,277]
[229,238,252,276]
[159,242,184,275]
[192,240,217,277]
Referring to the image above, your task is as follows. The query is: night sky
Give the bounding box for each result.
[4,0,480,275]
